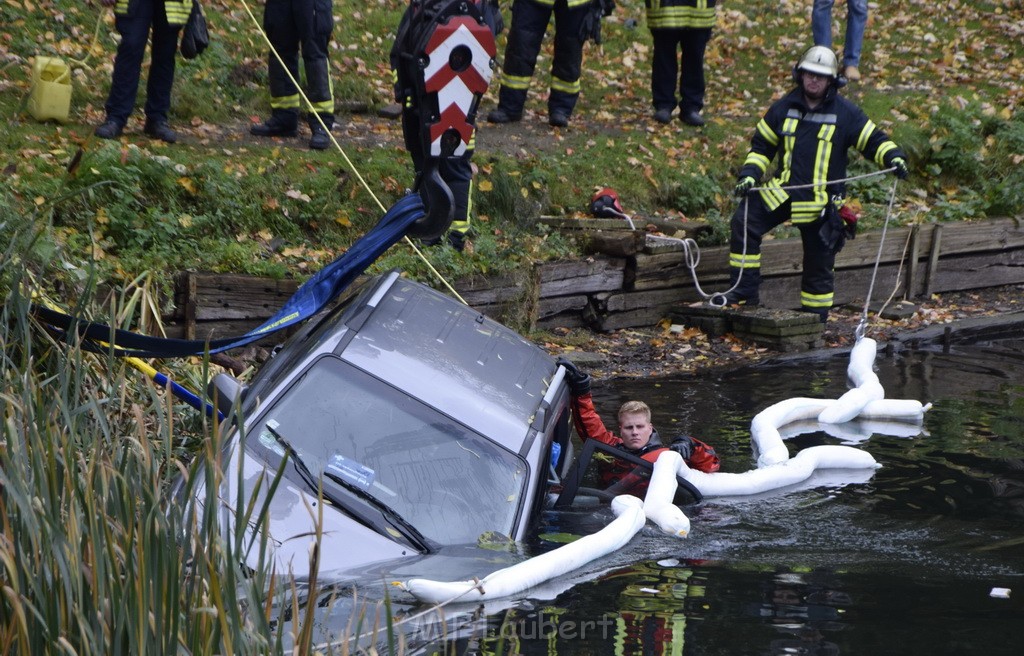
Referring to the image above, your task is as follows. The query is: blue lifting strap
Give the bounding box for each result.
[33,193,426,358]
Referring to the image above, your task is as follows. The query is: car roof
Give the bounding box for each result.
[338,274,558,453]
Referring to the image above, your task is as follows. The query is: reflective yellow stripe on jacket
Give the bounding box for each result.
[115,0,193,27]
[531,0,594,8]
[646,0,717,30]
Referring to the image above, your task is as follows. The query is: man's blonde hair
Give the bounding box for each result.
[617,400,651,423]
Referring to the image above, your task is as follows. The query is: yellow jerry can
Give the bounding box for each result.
[28,56,73,123]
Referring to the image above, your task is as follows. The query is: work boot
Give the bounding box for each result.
[653,108,673,124]
[420,230,468,252]
[486,107,522,124]
[94,119,124,140]
[250,111,299,138]
[548,112,569,128]
[680,109,705,127]
[844,65,861,81]
[801,307,829,323]
[721,291,760,307]
[447,230,467,252]
[308,121,331,150]
[144,119,178,143]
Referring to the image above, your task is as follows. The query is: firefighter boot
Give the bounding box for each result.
[308,114,332,150]
[250,110,299,138]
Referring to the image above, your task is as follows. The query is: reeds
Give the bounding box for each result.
[0,260,363,654]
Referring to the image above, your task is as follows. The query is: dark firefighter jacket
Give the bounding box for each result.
[115,0,192,25]
[645,0,717,29]
[737,85,905,224]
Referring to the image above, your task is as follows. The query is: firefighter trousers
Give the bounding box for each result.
[650,27,711,114]
[263,0,335,123]
[729,197,836,318]
[105,0,181,125]
[496,0,590,117]
[401,106,473,233]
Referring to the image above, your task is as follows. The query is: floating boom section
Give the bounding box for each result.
[402,495,647,604]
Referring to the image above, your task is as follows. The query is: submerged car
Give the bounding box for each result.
[189,270,699,579]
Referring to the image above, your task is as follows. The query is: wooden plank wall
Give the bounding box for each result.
[164,217,1024,339]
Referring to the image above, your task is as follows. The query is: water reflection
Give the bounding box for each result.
[751,569,848,655]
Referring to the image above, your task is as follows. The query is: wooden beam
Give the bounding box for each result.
[185,272,197,340]
[538,257,626,297]
[925,224,944,297]
[907,224,921,299]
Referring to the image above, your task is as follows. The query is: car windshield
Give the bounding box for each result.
[254,356,527,545]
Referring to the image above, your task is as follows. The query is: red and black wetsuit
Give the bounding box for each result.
[570,392,720,495]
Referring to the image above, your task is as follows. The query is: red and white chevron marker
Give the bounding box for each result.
[423,16,496,157]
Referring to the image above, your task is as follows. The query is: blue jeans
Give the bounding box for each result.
[812,0,867,68]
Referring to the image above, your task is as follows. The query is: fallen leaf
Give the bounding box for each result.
[177,177,196,194]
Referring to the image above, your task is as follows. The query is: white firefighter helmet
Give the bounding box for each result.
[796,46,839,78]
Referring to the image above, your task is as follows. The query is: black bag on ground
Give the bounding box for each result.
[180,2,210,60]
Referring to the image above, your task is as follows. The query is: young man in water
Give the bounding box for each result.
[557,358,720,494]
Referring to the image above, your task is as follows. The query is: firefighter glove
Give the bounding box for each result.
[891,157,909,180]
[579,7,603,44]
[839,204,858,241]
[669,436,695,460]
[556,357,591,396]
[734,176,756,197]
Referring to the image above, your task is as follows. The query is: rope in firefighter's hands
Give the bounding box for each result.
[856,175,902,338]
[707,167,903,309]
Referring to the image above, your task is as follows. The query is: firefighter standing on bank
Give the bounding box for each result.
[94,0,190,143]
[725,46,909,322]
[249,0,336,150]
[487,0,611,128]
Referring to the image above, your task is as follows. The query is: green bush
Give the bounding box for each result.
[652,173,720,217]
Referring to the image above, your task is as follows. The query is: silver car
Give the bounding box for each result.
[193,271,574,578]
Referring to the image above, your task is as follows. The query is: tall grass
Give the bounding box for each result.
[0,234,372,654]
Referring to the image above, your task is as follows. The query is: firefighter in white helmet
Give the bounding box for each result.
[724,46,909,322]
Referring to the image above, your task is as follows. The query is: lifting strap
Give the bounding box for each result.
[32,193,426,358]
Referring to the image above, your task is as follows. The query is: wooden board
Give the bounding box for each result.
[538,257,626,297]
[189,272,300,321]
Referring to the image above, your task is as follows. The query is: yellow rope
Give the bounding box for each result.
[235,0,467,304]
[65,8,107,68]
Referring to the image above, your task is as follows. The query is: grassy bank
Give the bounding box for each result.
[1,0,1022,298]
